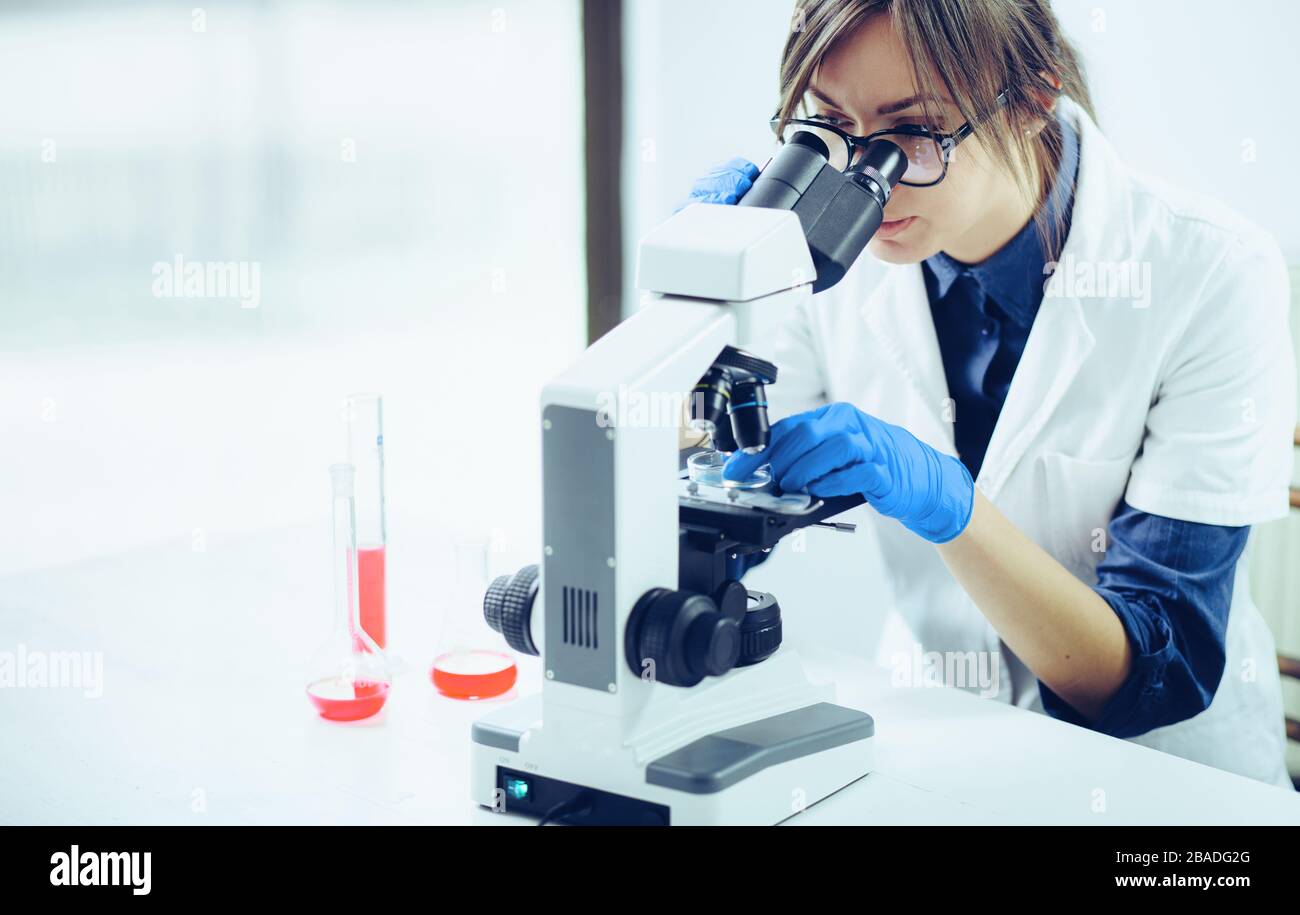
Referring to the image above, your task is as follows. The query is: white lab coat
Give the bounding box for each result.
[762,95,1297,788]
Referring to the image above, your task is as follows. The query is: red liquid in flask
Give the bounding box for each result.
[431,651,517,700]
[307,677,390,721]
[357,545,386,648]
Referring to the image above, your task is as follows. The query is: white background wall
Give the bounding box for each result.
[0,1,586,578]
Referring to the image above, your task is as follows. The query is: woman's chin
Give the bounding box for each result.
[867,234,929,265]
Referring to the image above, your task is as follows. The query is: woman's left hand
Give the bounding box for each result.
[722,402,975,543]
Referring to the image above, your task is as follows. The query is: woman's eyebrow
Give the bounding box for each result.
[876,94,936,115]
[807,86,844,110]
[808,87,946,117]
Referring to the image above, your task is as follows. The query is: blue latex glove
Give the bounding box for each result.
[675,157,761,211]
[723,402,975,544]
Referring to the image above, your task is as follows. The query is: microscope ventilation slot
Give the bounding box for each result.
[562,586,599,649]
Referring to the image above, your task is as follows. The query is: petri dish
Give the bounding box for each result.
[431,649,517,700]
[687,449,771,490]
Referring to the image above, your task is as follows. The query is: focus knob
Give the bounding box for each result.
[688,613,742,678]
[737,589,782,666]
[712,580,749,623]
[483,564,540,656]
[625,588,740,687]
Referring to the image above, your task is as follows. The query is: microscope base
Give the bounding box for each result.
[470,693,874,826]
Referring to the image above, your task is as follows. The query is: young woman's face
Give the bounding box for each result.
[809,14,1018,264]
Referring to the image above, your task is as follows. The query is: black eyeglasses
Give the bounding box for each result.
[770,89,1011,187]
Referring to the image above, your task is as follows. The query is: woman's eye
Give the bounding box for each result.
[897,120,949,133]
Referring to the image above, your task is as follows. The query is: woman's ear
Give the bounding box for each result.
[1023,71,1064,137]
[1035,71,1063,110]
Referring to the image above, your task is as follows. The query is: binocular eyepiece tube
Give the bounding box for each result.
[739,130,908,293]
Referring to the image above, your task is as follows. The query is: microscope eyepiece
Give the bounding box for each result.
[737,131,829,211]
[787,129,830,160]
[847,138,907,207]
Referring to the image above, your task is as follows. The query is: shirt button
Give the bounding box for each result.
[981,319,996,336]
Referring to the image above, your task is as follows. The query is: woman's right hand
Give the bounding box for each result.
[675,157,761,212]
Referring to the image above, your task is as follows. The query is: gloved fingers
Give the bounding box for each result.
[675,158,761,214]
[776,433,863,493]
[801,402,879,447]
[715,157,761,182]
[695,158,761,204]
[805,461,892,499]
[678,183,742,210]
[693,179,748,205]
[766,403,878,478]
[722,412,823,481]
[724,402,872,483]
[721,444,769,482]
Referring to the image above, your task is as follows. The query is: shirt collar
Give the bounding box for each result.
[924,111,1080,328]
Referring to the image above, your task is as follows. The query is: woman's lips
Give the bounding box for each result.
[874,215,916,239]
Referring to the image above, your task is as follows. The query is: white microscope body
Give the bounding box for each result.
[468,203,875,826]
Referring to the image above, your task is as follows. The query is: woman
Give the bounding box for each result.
[686,0,1296,787]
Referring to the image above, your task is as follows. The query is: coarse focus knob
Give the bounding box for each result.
[483,564,540,656]
[737,589,782,666]
[625,588,741,687]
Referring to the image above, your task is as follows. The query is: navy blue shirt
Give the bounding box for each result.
[921,115,1247,737]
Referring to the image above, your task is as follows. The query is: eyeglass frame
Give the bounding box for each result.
[769,88,1012,187]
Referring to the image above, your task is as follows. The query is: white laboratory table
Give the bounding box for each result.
[2,523,1298,826]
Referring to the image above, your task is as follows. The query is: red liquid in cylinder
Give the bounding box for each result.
[357,545,386,648]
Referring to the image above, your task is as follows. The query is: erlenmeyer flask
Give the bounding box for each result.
[430,538,517,700]
[306,463,392,721]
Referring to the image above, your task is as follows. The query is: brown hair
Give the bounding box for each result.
[777,0,1095,260]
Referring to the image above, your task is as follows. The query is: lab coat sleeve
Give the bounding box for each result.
[762,290,831,423]
[1125,230,1296,526]
[1038,501,1248,737]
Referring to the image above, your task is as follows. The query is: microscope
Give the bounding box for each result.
[469,131,907,825]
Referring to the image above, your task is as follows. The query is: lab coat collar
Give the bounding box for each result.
[858,95,1133,498]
